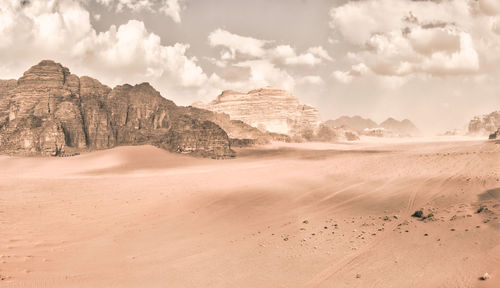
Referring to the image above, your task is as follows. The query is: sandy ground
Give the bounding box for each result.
[0,138,499,287]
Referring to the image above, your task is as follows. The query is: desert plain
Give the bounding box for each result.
[0,137,499,288]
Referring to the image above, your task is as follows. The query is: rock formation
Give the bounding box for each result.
[325,115,419,137]
[314,123,360,142]
[379,118,419,136]
[468,111,500,135]
[489,128,499,140]
[193,88,322,137]
[325,116,378,132]
[0,60,235,158]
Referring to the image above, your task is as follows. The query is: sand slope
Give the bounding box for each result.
[0,139,499,287]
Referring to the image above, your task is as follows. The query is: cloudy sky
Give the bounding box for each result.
[1,0,500,134]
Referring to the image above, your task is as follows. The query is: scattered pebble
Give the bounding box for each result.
[477,206,486,214]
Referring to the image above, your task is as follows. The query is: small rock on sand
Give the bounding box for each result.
[477,206,486,214]
[479,272,490,280]
[412,210,423,218]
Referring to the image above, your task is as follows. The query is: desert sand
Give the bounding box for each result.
[0,138,499,287]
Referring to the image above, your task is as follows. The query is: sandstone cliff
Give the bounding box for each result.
[193,88,322,137]
[0,60,234,158]
[468,111,500,135]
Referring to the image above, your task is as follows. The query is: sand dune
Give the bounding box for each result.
[0,139,499,287]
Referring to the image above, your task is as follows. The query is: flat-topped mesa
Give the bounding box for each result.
[0,60,234,158]
[194,88,322,136]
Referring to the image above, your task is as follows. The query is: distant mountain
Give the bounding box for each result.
[468,110,500,135]
[325,115,419,137]
[0,60,256,158]
[379,117,419,136]
[193,88,322,136]
[325,115,378,132]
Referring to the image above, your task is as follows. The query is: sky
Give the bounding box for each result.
[0,0,499,134]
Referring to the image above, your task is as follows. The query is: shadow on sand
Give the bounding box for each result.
[236,147,390,160]
[478,188,500,201]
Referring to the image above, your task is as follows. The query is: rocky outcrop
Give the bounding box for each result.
[468,111,500,135]
[489,128,500,140]
[325,116,378,132]
[193,88,322,136]
[0,60,234,158]
[315,124,360,142]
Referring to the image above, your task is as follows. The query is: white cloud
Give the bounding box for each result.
[332,71,353,84]
[0,0,206,97]
[208,29,268,58]
[96,0,184,23]
[272,45,332,66]
[208,29,332,67]
[307,46,333,62]
[332,63,369,84]
[116,0,153,12]
[329,0,500,80]
[160,0,182,23]
[206,28,331,94]
[298,75,324,85]
[235,60,295,91]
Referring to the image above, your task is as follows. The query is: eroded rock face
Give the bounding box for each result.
[469,111,500,135]
[0,60,234,158]
[194,88,322,136]
[0,79,17,128]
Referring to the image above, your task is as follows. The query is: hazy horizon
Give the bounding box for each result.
[1,0,499,134]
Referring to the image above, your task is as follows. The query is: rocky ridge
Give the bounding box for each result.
[0,60,238,158]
